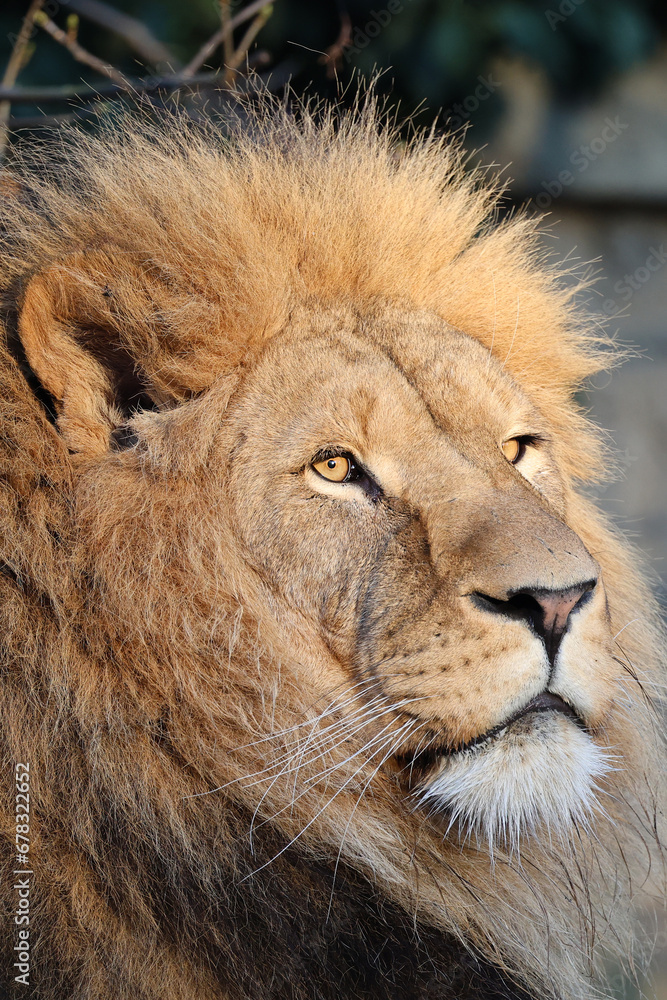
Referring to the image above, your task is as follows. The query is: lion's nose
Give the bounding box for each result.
[473,579,597,665]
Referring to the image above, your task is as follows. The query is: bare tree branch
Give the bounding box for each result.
[220,0,234,84]
[0,57,270,113]
[0,54,272,106]
[228,8,274,74]
[319,12,351,80]
[0,0,44,159]
[183,0,273,78]
[61,0,178,70]
[0,81,127,103]
[6,56,291,131]
[0,0,279,153]
[33,10,131,87]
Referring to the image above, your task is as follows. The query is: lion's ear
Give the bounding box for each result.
[18,252,165,456]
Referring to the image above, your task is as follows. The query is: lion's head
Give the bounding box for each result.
[0,100,664,1000]
[223,301,617,850]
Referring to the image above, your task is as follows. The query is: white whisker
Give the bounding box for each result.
[325,717,426,921]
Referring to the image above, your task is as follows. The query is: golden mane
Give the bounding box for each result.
[3,97,603,463]
[0,95,665,1000]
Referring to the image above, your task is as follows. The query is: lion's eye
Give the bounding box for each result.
[501,438,524,465]
[312,455,352,482]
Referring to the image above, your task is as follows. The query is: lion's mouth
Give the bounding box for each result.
[481,691,581,745]
[395,692,584,784]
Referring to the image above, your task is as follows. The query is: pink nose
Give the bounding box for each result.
[532,588,590,636]
[473,579,596,665]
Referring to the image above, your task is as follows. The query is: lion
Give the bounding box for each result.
[0,96,665,1000]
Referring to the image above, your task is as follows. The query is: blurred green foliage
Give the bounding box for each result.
[1,0,666,131]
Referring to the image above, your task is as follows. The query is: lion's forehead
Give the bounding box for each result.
[236,307,540,466]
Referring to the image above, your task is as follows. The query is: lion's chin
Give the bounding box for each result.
[415,713,613,851]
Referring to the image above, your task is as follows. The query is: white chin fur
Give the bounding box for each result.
[417,713,613,852]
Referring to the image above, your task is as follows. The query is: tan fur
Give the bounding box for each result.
[0,95,665,1000]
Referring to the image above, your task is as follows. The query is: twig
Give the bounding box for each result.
[0,0,44,160]
[1,0,278,150]
[61,0,177,70]
[33,10,132,88]
[0,81,127,103]
[0,56,271,107]
[66,14,79,43]
[0,54,271,107]
[183,0,273,78]
[319,12,352,79]
[220,0,234,85]
[7,55,292,132]
[228,7,274,74]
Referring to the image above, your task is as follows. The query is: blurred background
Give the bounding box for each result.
[1,1,666,995]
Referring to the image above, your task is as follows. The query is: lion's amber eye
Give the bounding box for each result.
[501,438,522,464]
[312,456,351,482]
